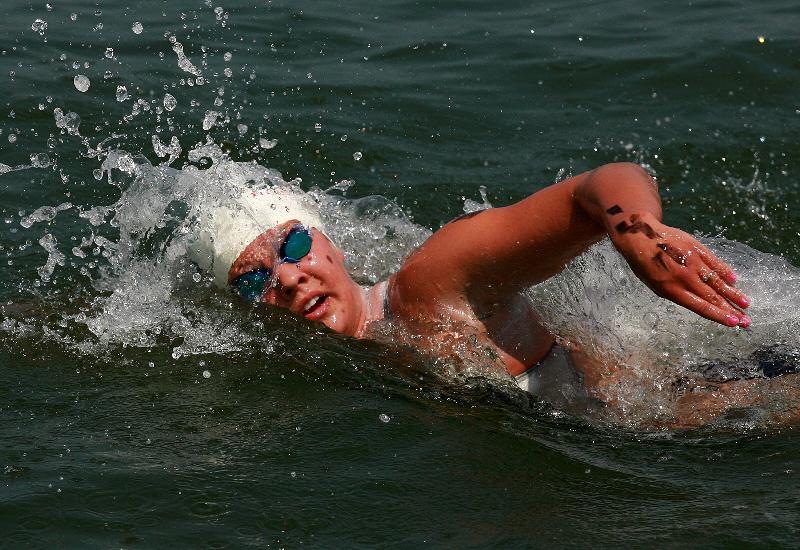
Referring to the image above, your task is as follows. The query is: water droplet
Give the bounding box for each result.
[202,370,211,379]
[237,124,248,135]
[223,51,232,61]
[131,21,143,34]
[70,13,77,21]
[31,19,48,35]
[757,36,765,44]
[30,153,50,168]
[259,138,277,149]
[116,85,129,102]
[202,110,219,130]
[340,134,348,142]
[314,122,322,132]
[104,47,114,59]
[163,93,177,111]
[73,74,90,92]
[353,151,363,161]
[8,134,17,144]
[379,413,390,423]
[223,67,232,77]
[192,272,201,282]
[290,471,297,478]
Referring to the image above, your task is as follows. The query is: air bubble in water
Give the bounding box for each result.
[70,13,77,21]
[237,124,248,135]
[116,85,129,102]
[223,67,232,78]
[223,52,232,61]
[31,19,47,35]
[379,413,390,423]
[353,151,363,161]
[73,75,90,93]
[8,134,17,144]
[131,21,143,34]
[104,47,114,59]
[314,122,322,132]
[163,93,177,111]
[340,134,348,142]
[202,370,211,379]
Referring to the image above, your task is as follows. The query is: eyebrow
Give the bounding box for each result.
[233,224,293,277]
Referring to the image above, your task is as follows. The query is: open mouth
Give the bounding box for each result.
[302,294,328,317]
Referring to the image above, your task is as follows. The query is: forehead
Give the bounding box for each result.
[228,220,298,280]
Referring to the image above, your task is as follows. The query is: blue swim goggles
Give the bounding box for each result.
[231,224,313,302]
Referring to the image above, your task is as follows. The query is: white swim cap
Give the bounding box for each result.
[189,186,326,287]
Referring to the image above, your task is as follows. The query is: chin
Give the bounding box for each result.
[321,313,355,337]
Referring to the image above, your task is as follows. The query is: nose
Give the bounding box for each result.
[273,261,307,299]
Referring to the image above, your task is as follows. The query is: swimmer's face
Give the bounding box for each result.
[228,220,365,336]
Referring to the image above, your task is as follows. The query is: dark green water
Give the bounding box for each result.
[1,0,799,547]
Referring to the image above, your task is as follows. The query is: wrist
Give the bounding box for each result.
[605,210,661,245]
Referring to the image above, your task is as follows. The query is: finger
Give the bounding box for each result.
[699,268,750,309]
[688,274,741,316]
[674,289,747,328]
[656,242,687,266]
[694,245,737,284]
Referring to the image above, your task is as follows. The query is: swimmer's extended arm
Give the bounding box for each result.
[395,162,749,327]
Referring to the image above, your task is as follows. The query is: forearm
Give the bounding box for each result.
[574,162,662,240]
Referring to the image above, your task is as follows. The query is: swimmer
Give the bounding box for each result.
[191,162,768,426]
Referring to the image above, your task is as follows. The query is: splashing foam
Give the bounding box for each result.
[39,143,427,359]
[529,238,800,424]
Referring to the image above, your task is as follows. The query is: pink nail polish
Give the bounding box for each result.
[729,272,737,284]
[739,315,752,328]
[725,315,740,327]
[739,296,750,308]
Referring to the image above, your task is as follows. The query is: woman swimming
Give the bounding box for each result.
[190,162,778,427]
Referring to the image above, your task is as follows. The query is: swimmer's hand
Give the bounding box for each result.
[610,212,751,328]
